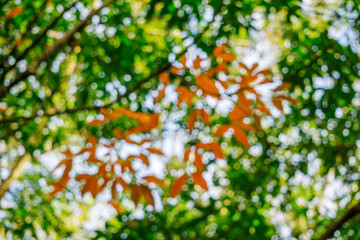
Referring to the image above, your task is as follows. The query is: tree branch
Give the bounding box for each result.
[0,153,31,199]
[282,42,335,82]
[0,2,222,125]
[316,201,360,240]
[0,0,113,99]
[0,0,49,70]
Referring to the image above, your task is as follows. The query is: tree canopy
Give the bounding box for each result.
[1,0,360,239]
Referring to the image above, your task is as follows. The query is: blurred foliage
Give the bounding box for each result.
[1,0,360,239]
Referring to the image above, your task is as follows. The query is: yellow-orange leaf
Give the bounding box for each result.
[6,7,24,19]
[143,176,165,186]
[192,172,208,191]
[170,174,187,198]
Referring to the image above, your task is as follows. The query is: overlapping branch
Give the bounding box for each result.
[316,201,360,240]
[0,0,113,99]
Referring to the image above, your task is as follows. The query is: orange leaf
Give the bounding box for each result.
[218,53,235,62]
[154,86,166,103]
[6,7,24,19]
[273,96,283,111]
[184,147,191,162]
[170,174,187,198]
[239,63,251,72]
[131,184,141,206]
[233,120,257,133]
[159,72,170,84]
[87,119,107,126]
[192,172,208,191]
[122,161,134,173]
[111,182,118,199]
[147,148,163,155]
[139,154,149,166]
[250,63,259,73]
[87,150,102,164]
[113,128,124,139]
[258,78,273,85]
[196,142,224,159]
[181,54,187,66]
[81,177,100,198]
[170,66,182,75]
[126,138,152,145]
[194,151,204,172]
[213,44,227,57]
[141,185,154,207]
[109,200,123,213]
[143,176,165,186]
[207,68,216,77]
[278,95,297,104]
[215,63,229,74]
[230,105,248,122]
[193,57,202,69]
[87,136,98,146]
[233,126,250,148]
[176,86,193,107]
[199,109,210,125]
[274,82,292,91]
[116,177,130,191]
[258,70,272,76]
[76,174,91,181]
[196,74,219,95]
[187,110,197,131]
[215,125,231,137]
[181,54,186,67]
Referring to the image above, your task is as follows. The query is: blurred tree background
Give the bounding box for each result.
[1,0,360,239]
